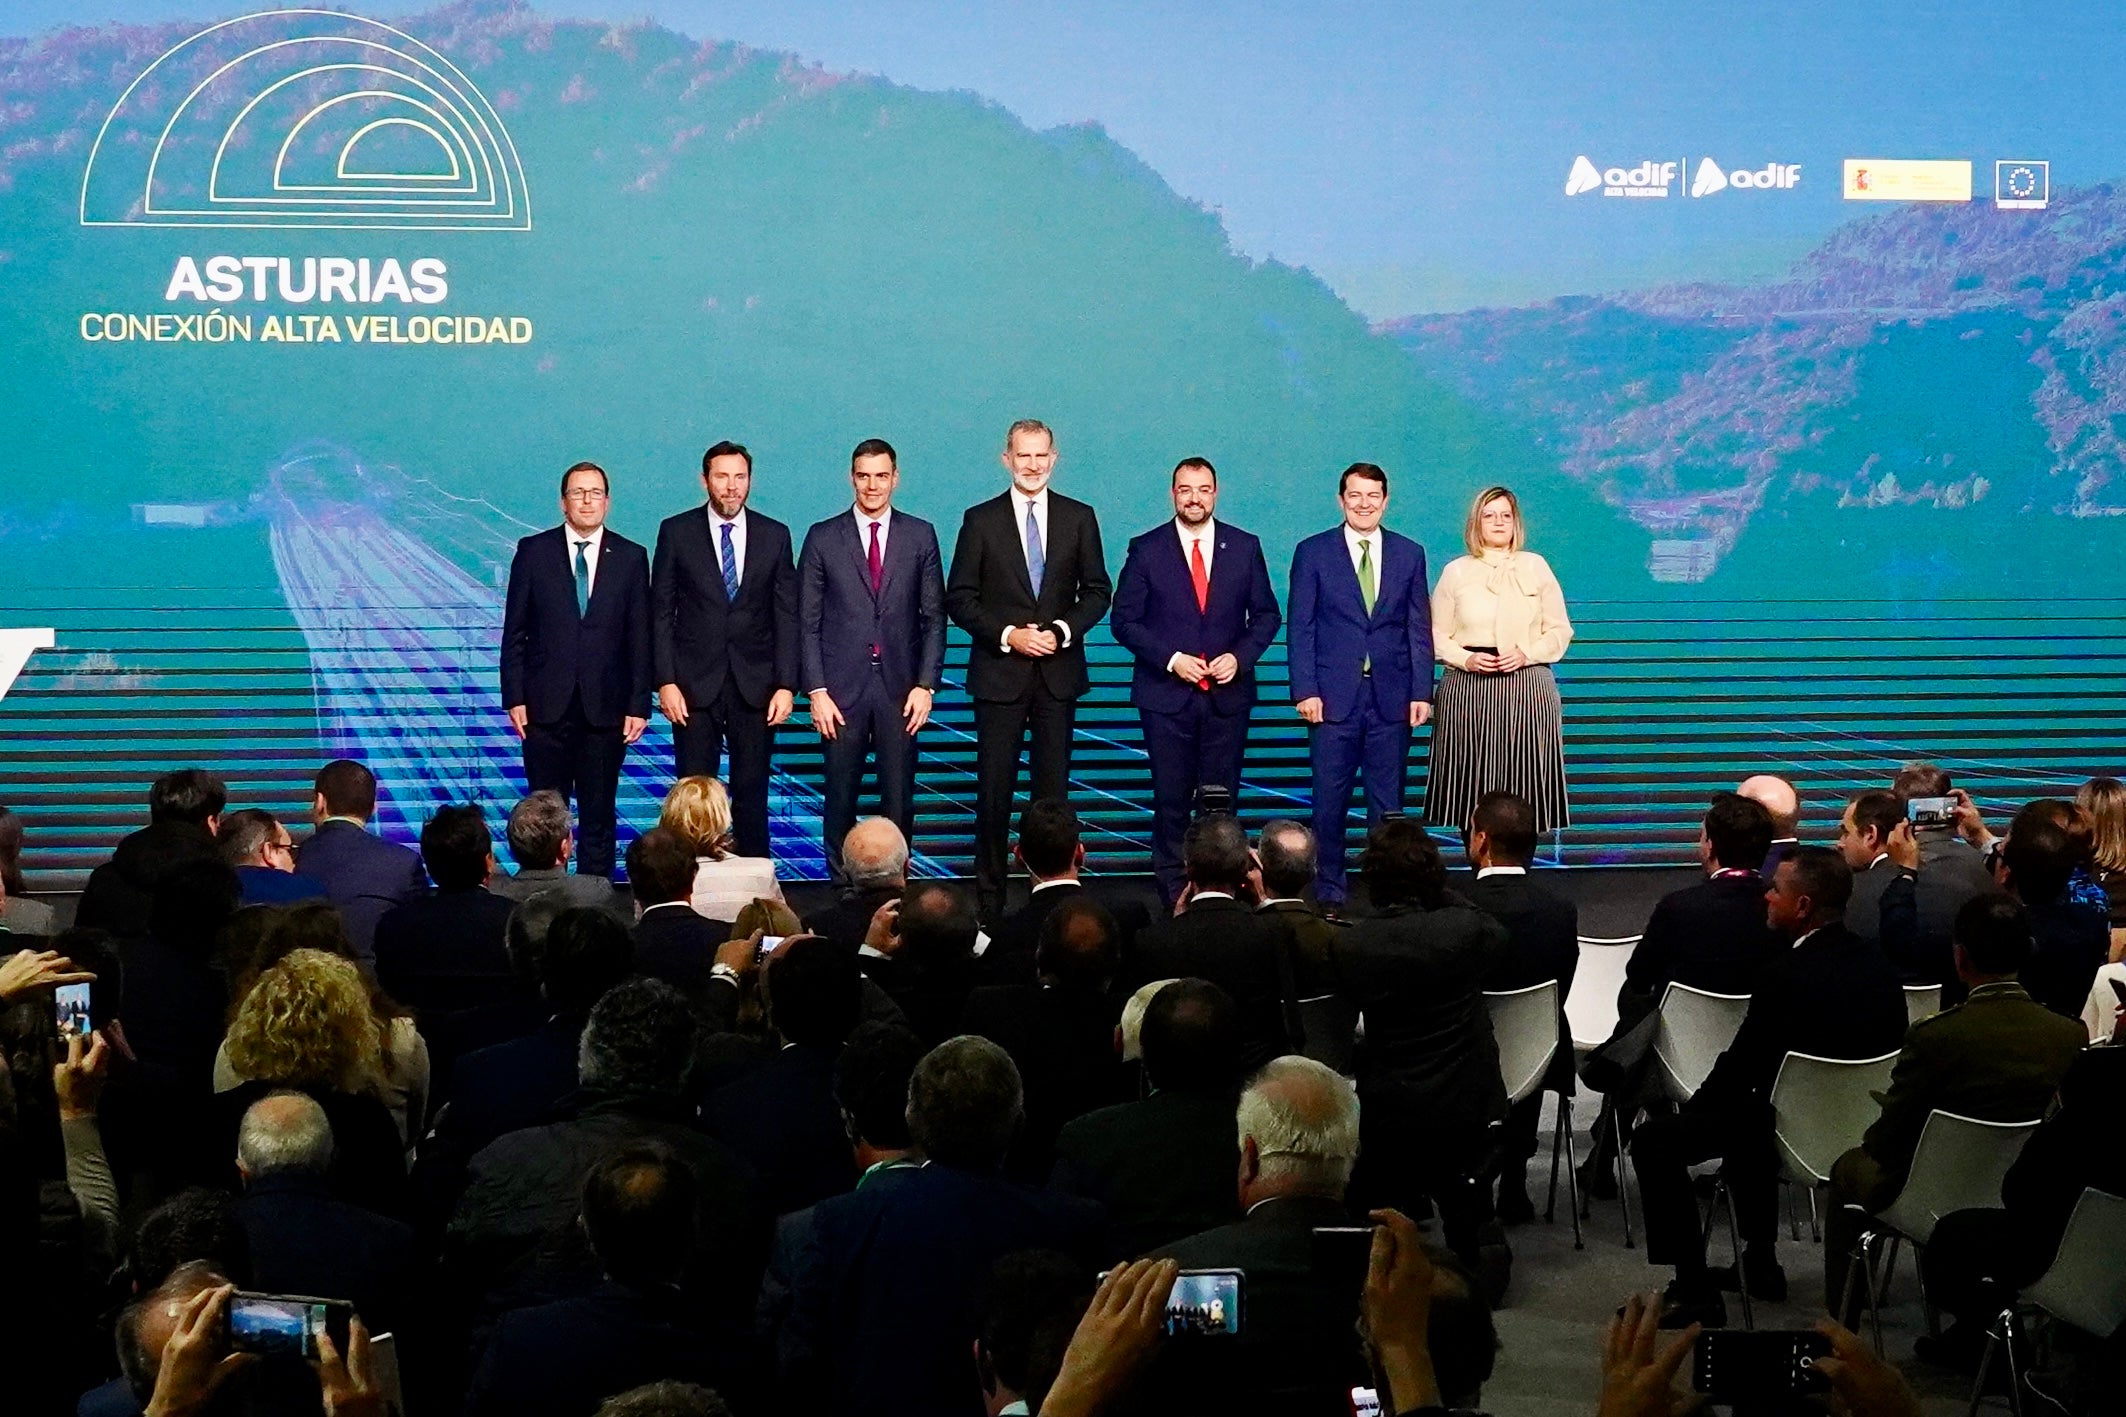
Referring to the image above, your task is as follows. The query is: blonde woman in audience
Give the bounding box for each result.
[2076,775,2126,958]
[660,776,784,923]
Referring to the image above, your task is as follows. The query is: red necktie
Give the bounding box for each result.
[1190,539,1211,689]
[868,520,883,658]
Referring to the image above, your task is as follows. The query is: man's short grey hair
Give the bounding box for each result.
[1119,978,1180,1062]
[906,1035,1024,1170]
[844,817,911,890]
[1237,1055,1361,1196]
[237,1091,334,1177]
[508,789,573,869]
[1256,819,1316,898]
[217,808,281,867]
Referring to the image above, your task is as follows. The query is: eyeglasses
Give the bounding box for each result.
[565,488,609,502]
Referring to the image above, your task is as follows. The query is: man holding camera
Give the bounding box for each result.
[1110,457,1281,907]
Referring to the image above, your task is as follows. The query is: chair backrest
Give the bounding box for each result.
[1770,1050,1898,1184]
[1565,934,1639,1050]
[1652,982,1751,1103]
[2022,1189,2126,1338]
[1485,981,1560,1105]
[1876,1110,2041,1246]
[1902,983,1943,1029]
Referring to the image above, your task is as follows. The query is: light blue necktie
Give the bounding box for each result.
[1024,502,1045,596]
[720,521,739,600]
[572,539,590,616]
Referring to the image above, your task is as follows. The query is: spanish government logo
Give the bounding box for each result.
[80,10,531,231]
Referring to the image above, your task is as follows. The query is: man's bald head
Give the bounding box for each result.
[842,817,910,891]
[236,1090,334,1182]
[1737,774,1801,838]
[119,1262,228,1402]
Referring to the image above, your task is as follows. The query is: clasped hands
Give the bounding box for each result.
[1169,653,1239,685]
[1006,624,1061,657]
[1466,647,1528,674]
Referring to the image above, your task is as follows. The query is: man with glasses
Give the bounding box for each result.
[502,460,653,878]
[219,807,327,904]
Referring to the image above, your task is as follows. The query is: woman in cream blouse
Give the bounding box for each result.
[659,775,785,923]
[1425,485,1573,834]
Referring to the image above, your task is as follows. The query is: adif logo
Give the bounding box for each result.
[1566,156,1678,198]
[1691,159,1802,198]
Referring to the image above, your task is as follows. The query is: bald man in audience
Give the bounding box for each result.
[805,818,910,950]
[1737,773,1802,877]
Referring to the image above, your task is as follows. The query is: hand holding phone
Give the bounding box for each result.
[1692,1329,1830,1399]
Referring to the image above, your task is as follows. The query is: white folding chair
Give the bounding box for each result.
[1486,981,1580,1248]
[1842,1110,2042,1353]
[1652,982,1751,1104]
[1565,934,1639,1053]
[1903,983,1943,1029]
[1771,1050,1898,1243]
[1969,1189,2126,1417]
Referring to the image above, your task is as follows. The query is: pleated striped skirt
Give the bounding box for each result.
[1423,663,1569,833]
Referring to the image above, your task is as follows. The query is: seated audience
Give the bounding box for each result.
[1126,813,1296,1068]
[1994,803,2110,1017]
[1253,819,1353,1071]
[963,897,1134,1179]
[0,804,56,935]
[661,777,783,922]
[373,804,527,1019]
[1116,977,1178,1068]
[218,808,328,905]
[1823,892,2086,1338]
[628,827,723,995]
[446,978,767,1335]
[1736,771,1803,876]
[783,1036,1099,1413]
[77,769,225,941]
[859,881,980,1045]
[974,1250,1091,1417]
[1051,977,1245,1258]
[980,801,1147,987]
[701,935,864,1214]
[465,1146,754,1417]
[1836,789,1907,944]
[1630,848,1906,1327]
[1463,789,1579,1224]
[804,816,910,949]
[296,759,429,959]
[1333,818,1508,1265]
[491,790,628,916]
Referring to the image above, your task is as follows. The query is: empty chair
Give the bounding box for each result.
[1841,1110,2042,1352]
[1564,934,1639,1052]
[1903,982,1943,1029]
[1968,1189,2126,1417]
[1486,981,1580,1247]
[1652,982,1751,1104]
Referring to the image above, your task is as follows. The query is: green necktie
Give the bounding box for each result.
[573,539,591,616]
[1358,538,1376,613]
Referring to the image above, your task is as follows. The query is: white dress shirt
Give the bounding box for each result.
[708,507,748,589]
[1342,523,1383,580]
[1002,487,1074,651]
[853,504,893,564]
[564,524,606,598]
[1476,865,1527,879]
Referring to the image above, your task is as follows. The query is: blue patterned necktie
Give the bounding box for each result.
[720,520,739,600]
[1024,501,1045,596]
[573,539,591,616]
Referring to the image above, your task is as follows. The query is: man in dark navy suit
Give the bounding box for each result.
[296,760,427,961]
[1110,457,1282,905]
[797,438,947,882]
[1285,462,1434,905]
[501,460,653,879]
[651,441,800,860]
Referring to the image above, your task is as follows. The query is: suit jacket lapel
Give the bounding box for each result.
[735,509,769,605]
[874,514,912,602]
[1000,495,1037,601]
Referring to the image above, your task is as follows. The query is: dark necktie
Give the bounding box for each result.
[720,521,739,600]
[867,520,884,658]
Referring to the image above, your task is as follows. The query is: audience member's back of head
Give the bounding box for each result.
[1237,1055,1361,1200]
[1255,820,1316,899]
[730,897,801,941]
[130,1187,251,1291]
[505,888,572,989]
[149,769,227,827]
[898,881,979,969]
[540,906,636,1013]
[1471,790,1538,865]
[216,808,281,868]
[834,1021,928,1150]
[1786,844,1855,917]
[1736,773,1801,838]
[595,1382,732,1417]
[978,1250,1091,1413]
[1182,812,1251,893]
[1119,979,1179,1063]
[582,1144,698,1290]
[1034,898,1119,993]
[843,817,911,891]
[507,790,573,870]
[237,1090,335,1181]
[2020,798,2096,870]
[1016,799,1081,878]
[2077,775,2126,874]
[1954,892,2034,978]
[315,759,379,822]
[150,858,243,954]
[1703,791,1775,871]
[1892,760,1954,804]
[422,803,492,890]
[906,1035,1023,1170]
[580,977,703,1101]
[627,827,697,908]
[2002,807,2077,906]
[224,948,379,1093]
[1140,978,1242,1095]
[764,936,862,1050]
[1358,818,1448,909]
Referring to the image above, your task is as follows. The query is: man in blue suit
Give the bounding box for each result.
[1111,457,1282,905]
[500,460,653,879]
[1287,462,1434,904]
[798,438,948,882]
[295,759,428,961]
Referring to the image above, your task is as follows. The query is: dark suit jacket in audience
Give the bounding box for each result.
[75,821,217,941]
[976,881,1151,988]
[859,952,975,1047]
[296,817,429,959]
[785,1160,1100,1416]
[489,867,629,918]
[803,884,902,952]
[1051,1087,1239,1260]
[1904,831,1996,983]
[1844,855,1902,944]
[103,931,237,1197]
[464,1280,752,1417]
[1259,898,1354,1071]
[374,886,527,1018]
[961,982,1132,1179]
[414,1013,587,1224]
[633,903,723,996]
[234,866,329,906]
[238,1171,420,1337]
[1467,868,1580,1092]
[1614,872,1781,1031]
[2020,900,2110,1020]
[700,1043,858,1217]
[1126,895,1295,1068]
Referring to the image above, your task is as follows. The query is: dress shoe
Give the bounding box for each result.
[1576,1159,1619,1201]
[1709,1253,1788,1301]
[1657,1281,1727,1330]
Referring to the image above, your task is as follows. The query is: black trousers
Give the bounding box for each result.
[972,684,1076,921]
[673,682,774,859]
[821,667,918,882]
[1351,1109,1497,1269]
[1630,1105,1779,1280]
[523,692,626,877]
[1140,694,1249,905]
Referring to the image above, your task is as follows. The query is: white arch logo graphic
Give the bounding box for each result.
[80,10,530,231]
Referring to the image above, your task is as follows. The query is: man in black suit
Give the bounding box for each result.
[296,759,428,961]
[501,460,653,880]
[76,768,223,941]
[1836,789,1906,943]
[1051,977,1245,1259]
[1332,819,1508,1265]
[1630,848,1907,1328]
[803,817,908,952]
[976,799,1150,987]
[651,440,800,859]
[798,438,947,881]
[626,827,721,996]
[373,805,528,1021]
[1127,813,1297,1069]
[1109,456,1282,905]
[1463,790,1579,1225]
[1251,819,1354,1072]
[857,880,979,1046]
[1738,772,1803,878]
[945,420,1112,924]
[962,897,1133,1180]
[782,1036,1099,1414]
[490,790,628,917]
